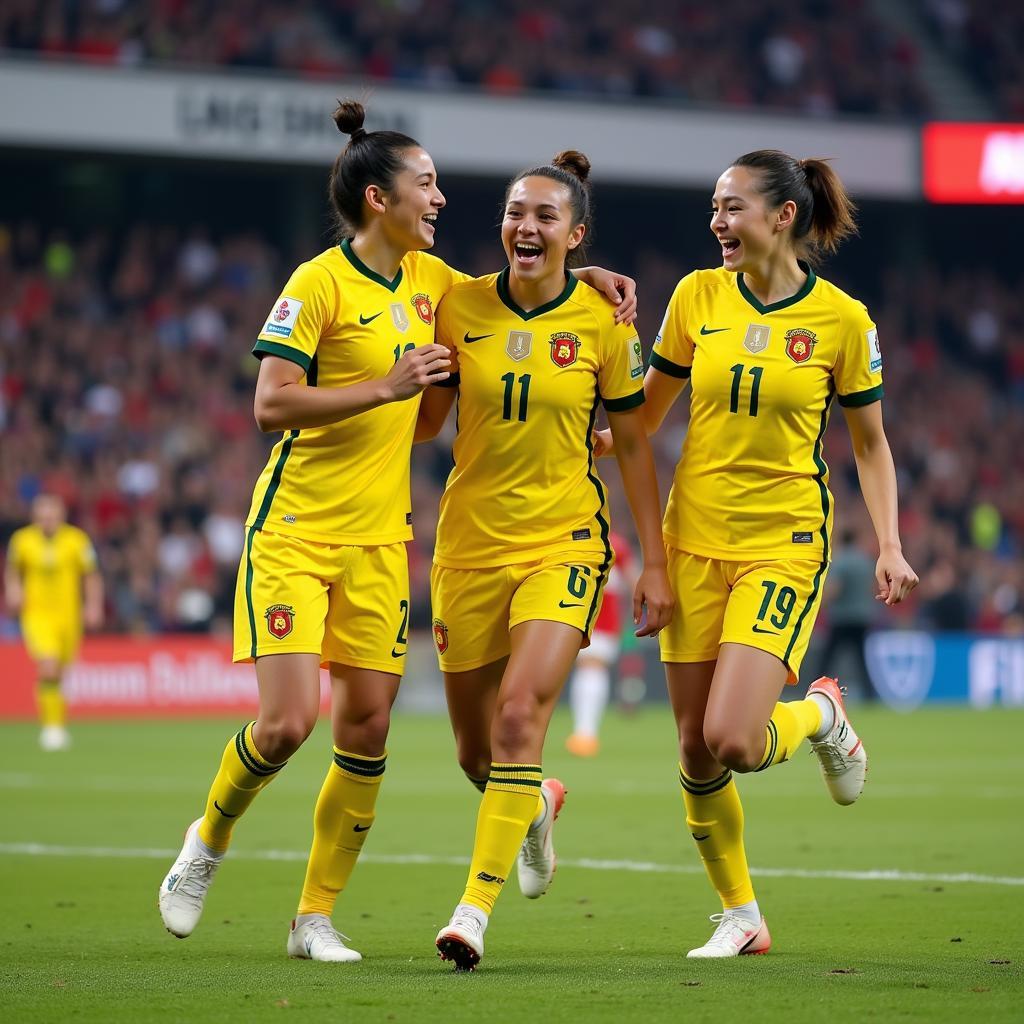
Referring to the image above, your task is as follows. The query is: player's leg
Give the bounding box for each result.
[437,618,581,970]
[566,631,617,756]
[22,615,69,750]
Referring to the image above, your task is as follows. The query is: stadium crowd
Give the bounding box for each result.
[1,224,1021,638]
[1,0,931,118]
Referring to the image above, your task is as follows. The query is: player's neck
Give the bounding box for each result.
[349,229,405,282]
[507,268,568,313]
[740,255,806,307]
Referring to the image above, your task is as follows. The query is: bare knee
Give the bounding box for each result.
[703,725,762,774]
[456,745,491,782]
[335,706,391,756]
[492,694,543,761]
[678,722,719,780]
[253,713,316,763]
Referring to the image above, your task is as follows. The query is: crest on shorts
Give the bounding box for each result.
[744,324,771,355]
[785,328,817,364]
[432,618,449,654]
[411,293,433,325]
[390,302,410,333]
[265,604,295,639]
[506,330,532,361]
[550,332,580,368]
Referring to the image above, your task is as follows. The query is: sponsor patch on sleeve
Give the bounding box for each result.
[866,328,882,373]
[627,335,644,379]
[262,296,304,339]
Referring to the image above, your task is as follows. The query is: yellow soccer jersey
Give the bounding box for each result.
[247,241,468,544]
[651,265,883,562]
[7,523,97,621]
[433,269,645,569]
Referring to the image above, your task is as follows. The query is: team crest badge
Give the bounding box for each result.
[390,302,410,333]
[550,332,580,368]
[432,618,449,654]
[411,293,433,325]
[744,324,771,354]
[784,327,817,363]
[265,604,295,639]
[506,330,532,361]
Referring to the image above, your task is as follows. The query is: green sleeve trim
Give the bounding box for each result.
[253,340,312,372]
[603,389,645,413]
[434,372,460,389]
[649,352,691,379]
[838,384,884,408]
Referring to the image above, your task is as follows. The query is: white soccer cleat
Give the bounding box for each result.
[516,778,566,899]
[287,915,362,963]
[40,726,71,751]
[808,676,867,806]
[686,913,772,958]
[158,819,223,938]
[435,905,487,971]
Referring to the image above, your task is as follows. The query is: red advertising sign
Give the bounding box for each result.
[0,637,330,719]
[923,123,1024,203]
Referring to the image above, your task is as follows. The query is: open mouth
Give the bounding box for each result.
[422,213,437,231]
[513,241,543,265]
[720,238,740,257]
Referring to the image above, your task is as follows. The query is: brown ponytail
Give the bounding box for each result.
[798,158,857,256]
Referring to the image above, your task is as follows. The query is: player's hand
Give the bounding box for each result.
[590,269,638,325]
[633,564,674,637]
[592,427,614,458]
[384,344,451,401]
[875,549,919,606]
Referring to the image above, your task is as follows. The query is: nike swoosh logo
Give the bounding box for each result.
[390,647,405,658]
[700,324,729,335]
[751,624,779,635]
[464,332,494,344]
[214,800,239,818]
[691,833,710,841]
[559,600,585,608]
[353,824,372,832]
[359,312,382,325]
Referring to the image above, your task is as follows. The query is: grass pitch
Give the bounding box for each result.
[1,705,1021,1023]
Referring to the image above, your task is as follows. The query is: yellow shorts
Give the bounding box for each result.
[430,552,611,673]
[21,614,81,663]
[659,547,828,684]
[233,528,410,674]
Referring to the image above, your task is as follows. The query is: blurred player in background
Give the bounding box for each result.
[417,151,673,971]
[157,102,637,963]
[600,149,917,958]
[4,494,103,751]
[565,529,636,756]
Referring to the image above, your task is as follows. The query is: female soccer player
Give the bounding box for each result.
[157,104,638,963]
[600,150,918,958]
[416,151,674,971]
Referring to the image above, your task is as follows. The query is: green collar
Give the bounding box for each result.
[496,267,577,320]
[339,238,404,292]
[737,261,816,314]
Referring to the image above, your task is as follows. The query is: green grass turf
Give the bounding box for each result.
[1,706,1021,1023]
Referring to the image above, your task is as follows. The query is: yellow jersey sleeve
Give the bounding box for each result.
[650,274,696,379]
[599,321,646,412]
[833,301,884,407]
[6,530,24,573]
[75,529,98,573]
[254,260,335,372]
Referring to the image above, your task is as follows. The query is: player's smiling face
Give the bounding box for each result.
[710,165,791,273]
[381,147,445,251]
[501,176,585,286]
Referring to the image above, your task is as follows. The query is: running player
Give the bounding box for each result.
[157,103,638,962]
[599,150,918,958]
[417,151,674,971]
[565,530,636,757]
[4,495,103,751]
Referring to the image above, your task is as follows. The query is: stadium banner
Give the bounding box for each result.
[0,632,1021,718]
[0,59,917,196]
[0,635,445,719]
[922,122,1024,203]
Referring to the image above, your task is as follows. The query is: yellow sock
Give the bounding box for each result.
[37,679,65,728]
[461,763,542,914]
[197,722,286,853]
[679,765,755,909]
[465,772,489,794]
[754,699,823,771]
[297,748,386,917]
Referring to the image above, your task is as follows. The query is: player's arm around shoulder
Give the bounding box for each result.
[414,290,463,443]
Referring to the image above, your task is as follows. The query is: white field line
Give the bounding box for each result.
[1,841,1021,887]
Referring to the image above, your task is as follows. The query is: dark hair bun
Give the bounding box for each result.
[552,150,591,183]
[333,99,367,139]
